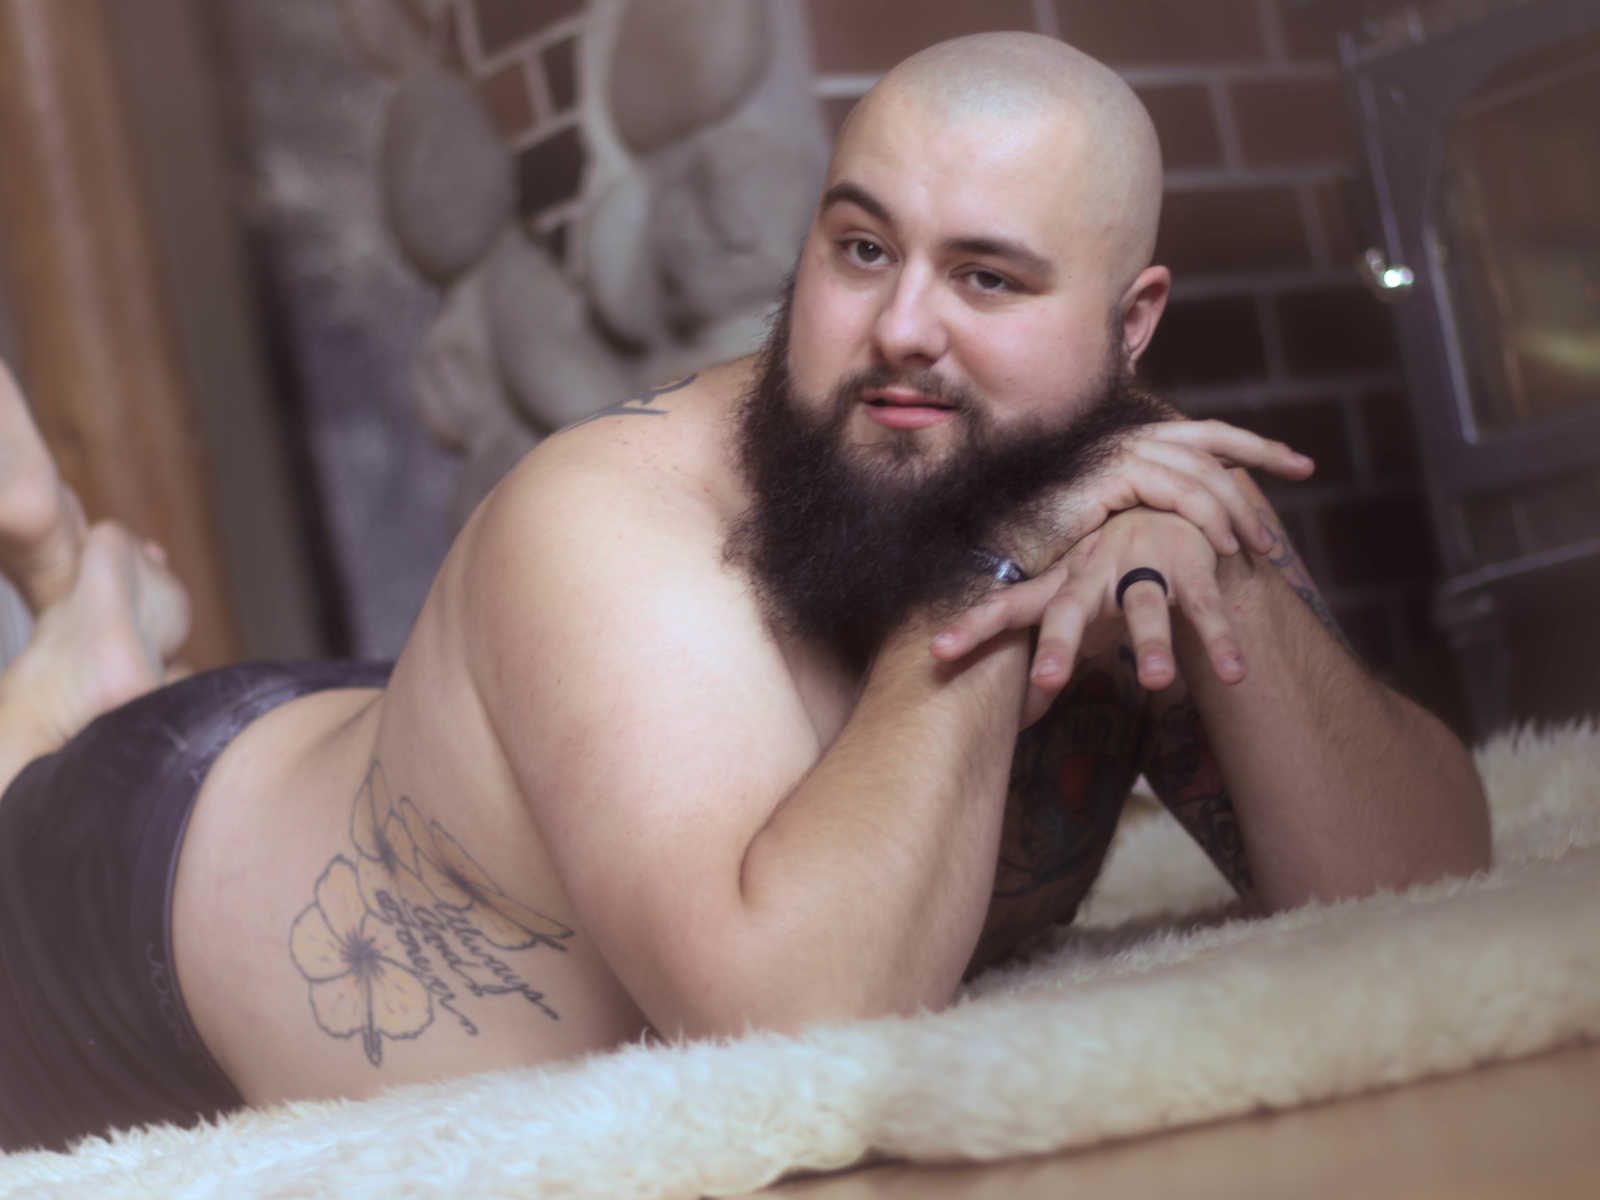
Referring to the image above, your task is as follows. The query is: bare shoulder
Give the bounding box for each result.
[451,363,730,612]
[458,359,754,664]
[510,358,755,516]
[452,352,816,829]
[439,356,828,1026]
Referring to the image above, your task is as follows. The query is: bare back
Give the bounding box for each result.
[171,361,827,1105]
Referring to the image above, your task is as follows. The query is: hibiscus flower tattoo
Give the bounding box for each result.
[289,857,432,1066]
[289,762,574,1066]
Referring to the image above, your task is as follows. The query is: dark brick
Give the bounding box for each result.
[1399,584,1436,646]
[1055,0,1265,64]
[1393,583,1471,730]
[1358,388,1419,480]
[1231,78,1356,167]
[1278,507,1312,549]
[1274,508,1330,588]
[515,125,586,215]
[1278,0,1351,60]
[1330,596,1397,666]
[1137,84,1223,169]
[474,0,581,57]
[1156,187,1311,275]
[541,36,578,111]
[478,62,533,139]
[805,0,1037,73]
[1210,399,1353,484]
[1313,178,1363,269]
[1275,285,1398,375]
[1142,296,1267,387]
[1318,493,1437,586]
[1278,0,1414,60]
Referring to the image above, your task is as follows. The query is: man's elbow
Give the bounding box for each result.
[1383,699,1494,887]
[647,930,957,1043]
[1438,764,1493,877]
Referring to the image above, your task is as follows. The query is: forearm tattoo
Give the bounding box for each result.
[994,665,1144,900]
[289,762,573,1067]
[1256,506,1356,656]
[559,374,697,433]
[1142,697,1256,898]
[976,663,1146,965]
[1132,510,1348,902]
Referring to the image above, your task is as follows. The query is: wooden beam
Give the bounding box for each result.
[0,0,238,667]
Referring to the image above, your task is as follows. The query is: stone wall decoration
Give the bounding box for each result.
[337,0,829,521]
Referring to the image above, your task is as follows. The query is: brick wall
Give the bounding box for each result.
[429,0,1460,712]
[436,0,589,260]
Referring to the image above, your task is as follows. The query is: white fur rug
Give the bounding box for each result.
[4,721,1598,1199]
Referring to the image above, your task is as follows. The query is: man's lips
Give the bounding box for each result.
[860,388,956,431]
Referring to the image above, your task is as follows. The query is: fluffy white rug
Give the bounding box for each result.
[4,721,1598,1199]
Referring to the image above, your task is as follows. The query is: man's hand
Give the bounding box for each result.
[1007,418,1313,578]
[937,508,1238,723]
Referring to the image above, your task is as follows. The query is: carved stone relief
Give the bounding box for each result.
[339,0,829,521]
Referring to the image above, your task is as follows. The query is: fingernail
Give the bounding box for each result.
[932,632,957,653]
[1224,534,1239,555]
[1032,656,1062,681]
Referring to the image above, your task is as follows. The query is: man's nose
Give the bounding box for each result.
[872,265,948,368]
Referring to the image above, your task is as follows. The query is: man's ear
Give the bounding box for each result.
[1118,265,1170,366]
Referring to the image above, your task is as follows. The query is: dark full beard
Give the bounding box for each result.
[725,286,1172,673]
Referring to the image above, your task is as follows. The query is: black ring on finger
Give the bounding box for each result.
[1115,567,1169,609]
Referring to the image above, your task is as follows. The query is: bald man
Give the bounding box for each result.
[0,33,1489,1152]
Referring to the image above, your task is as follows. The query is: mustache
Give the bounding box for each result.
[831,365,978,414]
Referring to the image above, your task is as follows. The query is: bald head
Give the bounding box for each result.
[836,32,1164,289]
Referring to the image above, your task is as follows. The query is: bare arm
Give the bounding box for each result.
[1162,486,1490,909]
[463,438,1032,1041]
[733,617,1031,1025]
[935,483,1490,911]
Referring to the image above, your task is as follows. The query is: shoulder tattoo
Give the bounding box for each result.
[288,762,574,1068]
[558,374,698,434]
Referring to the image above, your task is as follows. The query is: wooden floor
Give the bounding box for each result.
[743,1039,1600,1199]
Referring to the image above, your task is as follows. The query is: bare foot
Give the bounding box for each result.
[0,522,190,789]
[0,360,88,614]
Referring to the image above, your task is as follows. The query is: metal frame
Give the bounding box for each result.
[1341,0,1600,733]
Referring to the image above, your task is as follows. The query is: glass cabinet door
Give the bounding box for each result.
[1435,31,1600,436]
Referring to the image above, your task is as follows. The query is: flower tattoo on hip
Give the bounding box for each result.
[289,762,573,1066]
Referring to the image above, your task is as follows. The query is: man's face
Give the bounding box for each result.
[784,90,1130,469]
[729,278,1166,673]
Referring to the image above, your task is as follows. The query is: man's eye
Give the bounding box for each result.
[842,239,887,266]
[966,269,1013,293]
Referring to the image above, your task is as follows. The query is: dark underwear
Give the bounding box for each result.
[0,660,391,1153]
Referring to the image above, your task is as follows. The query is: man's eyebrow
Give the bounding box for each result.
[945,237,1055,285]
[821,182,1055,285]
[819,181,892,224]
